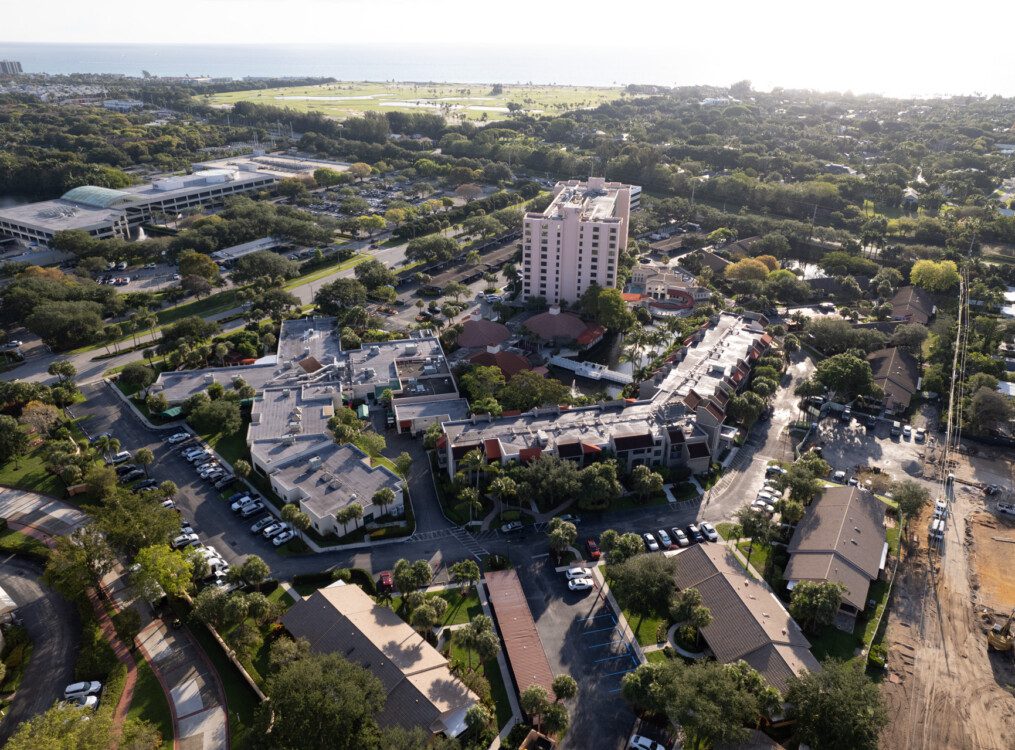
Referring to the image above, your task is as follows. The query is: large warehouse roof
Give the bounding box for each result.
[61,185,140,209]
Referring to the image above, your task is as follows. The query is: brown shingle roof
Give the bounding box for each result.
[469,350,533,379]
[673,545,819,693]
[891,286,934,325]
[281,583,477,734]
[457,319,511,349]
[867,347,920,411]
[785,486,886,610]
[524,311,591,341]
[485,570,555,696]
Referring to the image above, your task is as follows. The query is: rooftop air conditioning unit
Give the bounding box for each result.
[308,456,323,470]
[204,374,215,384]
[321,472,332,482]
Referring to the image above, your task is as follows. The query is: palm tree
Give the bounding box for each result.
[458,449,487,492]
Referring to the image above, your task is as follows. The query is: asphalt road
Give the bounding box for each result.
[514,555,636,750]
[0,558,79,743]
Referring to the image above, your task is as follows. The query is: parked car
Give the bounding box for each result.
[182,447,206,459]
[832,470,847,483]
[567,577,594,592]
[250,516,275,534]
[203,470,226,483]
[240,501,265,518]
[115,463,138,477]
[700,522,719,542]
[765,465,787,476]
[915,427,927,442]
[214,476,236,490]
[228,491,248,502]
[686,524,704,543]
[166,432,190,444]
[903,425,912,439]
[848,476,860,486]
[272,530,297,546]
[64,681,102,701]
[230,496,254,512]
[171,532,199,549]
[133,479,159,491]
[642,533,660,552]
[628,735,665,750]
[564,567,592,580]
[378,570,393,592]
[67,694,99,710]
[558,514,581,525]
[670,527,690,547]
[586,538,601,560]
[262,522,289,539]
[500,521,523,534]
[107,450,132,465]
[934,500,949,519]
[997,502,1015,518]
[88,432,113,445]
[186,452,210,464]
[656,529,672,547]
[120,469,145,483]
[160,499,176,510]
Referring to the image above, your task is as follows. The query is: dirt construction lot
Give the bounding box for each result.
[969,510,1015,613]
[880,483,1015,750]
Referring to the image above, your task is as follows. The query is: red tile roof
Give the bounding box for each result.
[519,447,542,463]
[524,310,589,341]
[470,350,533,379]
[485,570,555,696]
[575,324,606,347]
[622,293,643,302]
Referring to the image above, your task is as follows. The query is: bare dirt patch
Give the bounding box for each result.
[969,510,1015,613]
[879,491,1015,750]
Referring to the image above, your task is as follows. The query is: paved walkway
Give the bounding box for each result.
[0,485,228,749]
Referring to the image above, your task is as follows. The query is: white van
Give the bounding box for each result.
[928,518,945,543]
[933,500,948,519]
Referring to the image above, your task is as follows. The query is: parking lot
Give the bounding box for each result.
[814,411,933,482]
[513,555,636,750]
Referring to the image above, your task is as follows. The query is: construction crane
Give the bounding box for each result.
[986,608,1015,651]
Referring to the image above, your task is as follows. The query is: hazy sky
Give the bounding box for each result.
[4,0,1015,96]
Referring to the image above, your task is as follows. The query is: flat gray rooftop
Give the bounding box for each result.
[0,199,125,232]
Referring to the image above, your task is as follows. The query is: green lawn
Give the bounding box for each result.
[388,589,482,627]
[644,649,671,664]
[736,540,771,575]
[0,441,65,497]
[0,527,51,560]
[128,657,174,750]
[202,81,632,122]
[808,624,863,662]
[673,482,700,501]
[447,642,513,730]
[609,492,670,513]
[282,253,366,289]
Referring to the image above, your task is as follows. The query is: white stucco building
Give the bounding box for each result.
[520,177,633,305]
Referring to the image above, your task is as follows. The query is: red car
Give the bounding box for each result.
[378,571,393,592]
[585,538,601,560]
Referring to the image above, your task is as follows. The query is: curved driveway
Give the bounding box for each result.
[0,558,79,744]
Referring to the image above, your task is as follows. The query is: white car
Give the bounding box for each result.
[832,470,847,483]
[107,450,132,465]
[656,529,672,547]
[567,577,594,592]
[182,447,205,459]
[67,694,99,710]
[671,528,690,547]
[642,533,659,552]
[64,681,101,701]
[161,499,176,510]
[700,522,719,542]
[565,567,592,580]
[263,522,290,539]
[902,425,912,439]
[171,532,199,549]
[230,496,254,512]
[272,529,297,546]
[628,735,665,750]
[186,452,210,464]
[166,432,190,444]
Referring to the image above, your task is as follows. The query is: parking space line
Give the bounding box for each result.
[581,625,619,635]
[588,638,625,648]
[579,611,615,623]
[593,652,633,663]
[604,667,636,677]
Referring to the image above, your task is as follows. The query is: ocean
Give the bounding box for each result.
[0,42,1010,98]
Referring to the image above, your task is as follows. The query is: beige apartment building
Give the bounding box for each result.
[521,177,632,305]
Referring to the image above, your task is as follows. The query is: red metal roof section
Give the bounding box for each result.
[575,324,606,347]
[519,447,542,464]
[483,438,503,461]
[485,570,555,696]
